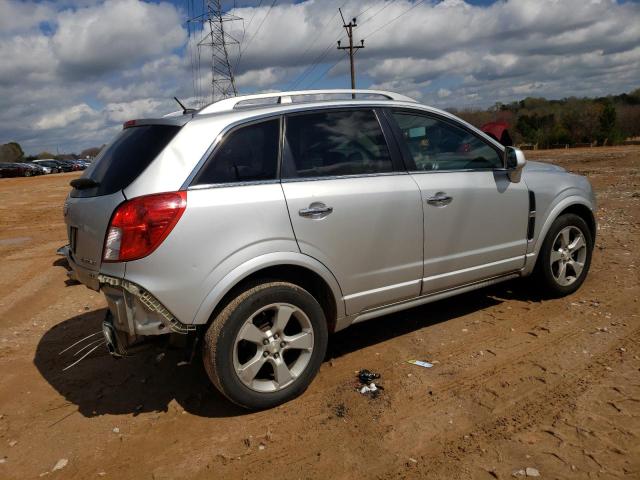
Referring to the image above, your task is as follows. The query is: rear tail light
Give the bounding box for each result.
[103,191,187,262]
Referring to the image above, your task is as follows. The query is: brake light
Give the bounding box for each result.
[103,191,187,262]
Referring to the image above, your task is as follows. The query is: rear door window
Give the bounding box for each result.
[282,109,393,178]
[71,125,180,198]
[192,119,279,185]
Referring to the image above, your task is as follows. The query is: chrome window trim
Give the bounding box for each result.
[409,168,509,175]
[188,179,281,190]
[188,172,409,191]
[183,103,412,190]
[280,171,408,184]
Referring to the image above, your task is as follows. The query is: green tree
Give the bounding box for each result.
[0,142,24,162]
[597,101,620,144]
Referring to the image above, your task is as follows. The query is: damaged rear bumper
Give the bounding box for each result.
[60,244,195,344]
[98,274,195,337]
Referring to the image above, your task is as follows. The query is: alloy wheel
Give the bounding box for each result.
[550,226,587,286]
[232,303,314,393]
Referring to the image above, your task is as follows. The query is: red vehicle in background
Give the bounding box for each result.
[481,121,513,147]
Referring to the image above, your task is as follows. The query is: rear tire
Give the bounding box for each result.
[203,281,328,410]
[534,213,593,297]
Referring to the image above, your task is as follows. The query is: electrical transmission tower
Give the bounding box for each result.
[189,0,241,104]
[337,8,364,98]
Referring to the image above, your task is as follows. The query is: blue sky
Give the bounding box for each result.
[0,0,639,154]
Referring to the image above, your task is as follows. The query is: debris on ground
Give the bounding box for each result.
[52,458,68,472]
[407,359,433,368]
[359,383,378,394]
[512,467,541,477]
[356,369,383,398]
[357,369,380,384]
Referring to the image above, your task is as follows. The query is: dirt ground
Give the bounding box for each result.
[0,146,638,479]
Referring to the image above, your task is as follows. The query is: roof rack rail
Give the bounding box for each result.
[197,89,417,115]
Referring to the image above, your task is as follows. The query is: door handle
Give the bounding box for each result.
[426,192,452,207]
[299,202,333,218]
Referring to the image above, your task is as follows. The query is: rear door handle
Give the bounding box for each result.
[299,202,333,218]
[426,192,453,207]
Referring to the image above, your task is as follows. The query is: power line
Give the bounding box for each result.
[235,0,265,67]
[308,40,363,88]
[284,0,345,82]
[358,0,398,26]
[285,0,353,89]
[289,0,392,91]
[236,0,278,72]
[362,0,426,40]
[288,40,338,90]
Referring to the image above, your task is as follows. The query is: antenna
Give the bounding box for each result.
[189,1,241,104]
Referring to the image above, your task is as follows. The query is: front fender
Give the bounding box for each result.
[522,192,595,275]
[192,252,346,326]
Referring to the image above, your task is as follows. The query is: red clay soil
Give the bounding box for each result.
[0,146,638,479]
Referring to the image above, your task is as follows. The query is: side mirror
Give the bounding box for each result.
[505,146,526,182]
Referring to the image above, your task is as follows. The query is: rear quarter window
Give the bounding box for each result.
[191,119,280,186]
[70,125,180,198]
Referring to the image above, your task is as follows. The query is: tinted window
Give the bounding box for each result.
[282,110,392,178]
[71,125,180,198]
[193,119,279,186]
[392,112,503,171]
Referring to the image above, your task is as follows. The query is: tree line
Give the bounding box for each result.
[451,88,640,148]
[0,144,103,163]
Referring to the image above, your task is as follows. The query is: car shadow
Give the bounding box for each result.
[327,279,532,359]
[34,279,538,418]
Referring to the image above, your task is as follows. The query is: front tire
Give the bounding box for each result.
[203,282,328,410]
[535,213,593,297]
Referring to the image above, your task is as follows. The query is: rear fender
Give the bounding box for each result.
[192,252,345,326]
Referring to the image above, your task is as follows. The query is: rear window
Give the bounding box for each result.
[282,109,393,178]
[70,125,180,198]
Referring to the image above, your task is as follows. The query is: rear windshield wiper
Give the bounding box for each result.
[70,178,100,190]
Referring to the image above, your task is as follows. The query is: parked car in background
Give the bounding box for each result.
[62,89,596,410]
[32,159,65,173]
[17,162,46,176]
[0,162,25,178]
[66,159,89,170]
[36,164,53,174]
[55,160,82,172]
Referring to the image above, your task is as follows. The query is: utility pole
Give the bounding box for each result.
[189,0,241,104]
[337,8,364,98]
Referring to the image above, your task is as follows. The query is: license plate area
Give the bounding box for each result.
[69,226,78,253]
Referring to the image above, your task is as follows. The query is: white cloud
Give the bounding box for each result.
[0,0,639,154]
[52,0,186,76]
[34,103,97,130]
[105,98,165,122]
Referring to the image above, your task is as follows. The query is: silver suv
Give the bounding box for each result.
[62,89,596,409]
